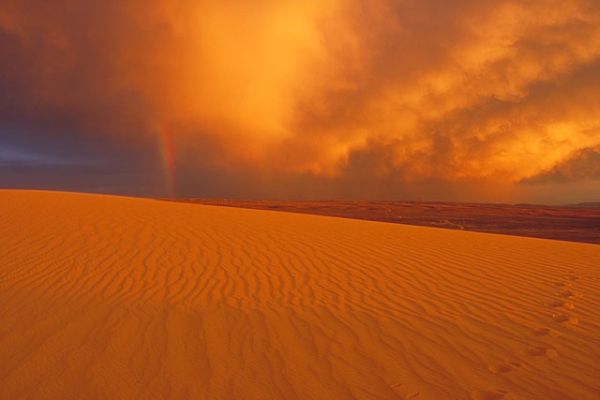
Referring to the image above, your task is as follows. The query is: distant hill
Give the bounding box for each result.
[176,198,600,244]
[569,202,600,208]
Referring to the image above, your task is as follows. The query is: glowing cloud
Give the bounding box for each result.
[0,0,599,202]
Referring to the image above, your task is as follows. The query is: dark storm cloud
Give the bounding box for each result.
[522,145,600,184]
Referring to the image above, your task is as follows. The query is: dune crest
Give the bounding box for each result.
[0,190,598,399]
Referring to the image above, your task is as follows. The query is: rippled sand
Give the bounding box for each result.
[0,190,598,399]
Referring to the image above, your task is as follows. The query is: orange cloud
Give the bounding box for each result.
[1,0,599,202]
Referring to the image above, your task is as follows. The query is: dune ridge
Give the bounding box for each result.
[0,190,598,399]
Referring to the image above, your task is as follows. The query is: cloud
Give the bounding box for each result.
[1,0,599,202]
[522,145,600,184]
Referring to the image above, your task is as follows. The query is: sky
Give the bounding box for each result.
[1,0,599,203]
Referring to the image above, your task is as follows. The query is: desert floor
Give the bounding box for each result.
[0,190,598,399]
[185,199,600,244]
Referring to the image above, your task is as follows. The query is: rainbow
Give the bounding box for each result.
[159,125,176,197]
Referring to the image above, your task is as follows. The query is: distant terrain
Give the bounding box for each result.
[177,199,600,244]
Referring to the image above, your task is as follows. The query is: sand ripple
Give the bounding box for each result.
[0,191,599,399]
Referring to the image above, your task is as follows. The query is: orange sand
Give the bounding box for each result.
[0,190,598,399]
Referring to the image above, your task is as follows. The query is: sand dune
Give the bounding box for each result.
[0,190,598,400]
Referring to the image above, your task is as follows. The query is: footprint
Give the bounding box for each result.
[565,274,579,282]
[533,327,551,336]
[560,290,575,298]
[527,346,546,356]
[552,313,570,323]
[472,389,510,400]
[489,362,521,374]
[552,313,579,324]
[390,383,419,399]
[553,282,570,288]
[549,300,575,309]
[527,346,558,359]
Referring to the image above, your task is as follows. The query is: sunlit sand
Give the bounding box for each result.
[1,190,598,399]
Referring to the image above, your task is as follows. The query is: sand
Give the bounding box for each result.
[0,190,598,399]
